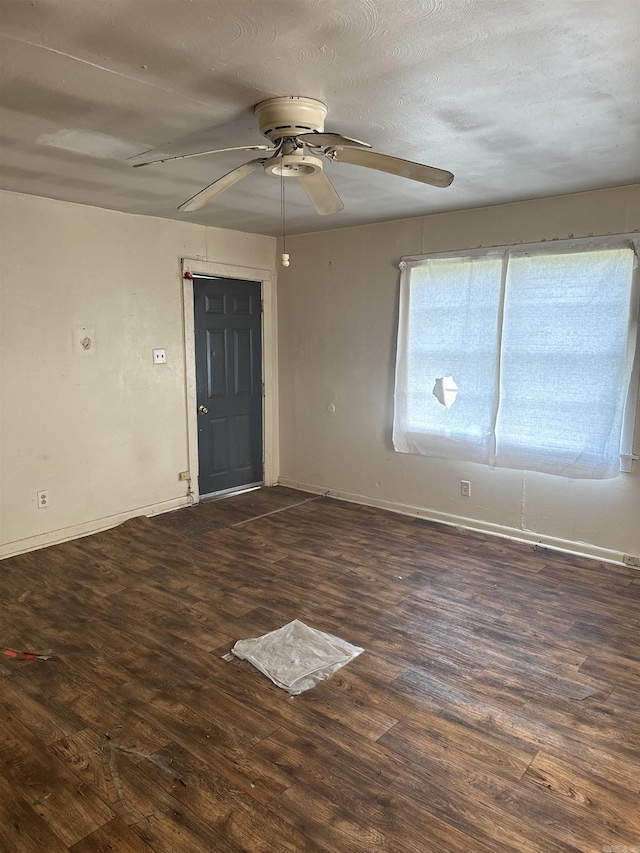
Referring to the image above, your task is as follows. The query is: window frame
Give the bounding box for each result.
[395,232,640,476]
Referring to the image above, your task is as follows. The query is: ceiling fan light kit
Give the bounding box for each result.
[129,95,454,217]
[263,153,324,178]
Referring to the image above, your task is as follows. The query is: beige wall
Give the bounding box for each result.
[0,191,276,557]
[3,186,638,563]
[277,185,640,562]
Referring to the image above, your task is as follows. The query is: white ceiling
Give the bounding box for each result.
[0,0,638,236]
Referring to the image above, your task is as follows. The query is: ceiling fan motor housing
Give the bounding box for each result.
[255,96,327,143]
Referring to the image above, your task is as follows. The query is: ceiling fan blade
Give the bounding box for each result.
[329,146,454,188]
[178,159,265,212]
[298,170,344,215]
[297,132,371,149]
[129,144,270,168]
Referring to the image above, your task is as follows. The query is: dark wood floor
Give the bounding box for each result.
[1,487,639,852]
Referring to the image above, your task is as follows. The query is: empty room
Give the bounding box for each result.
[1,1,639,851]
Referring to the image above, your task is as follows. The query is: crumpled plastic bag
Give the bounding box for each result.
[224,619,364,694]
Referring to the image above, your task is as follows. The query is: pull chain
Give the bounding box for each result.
[281,156,289,267]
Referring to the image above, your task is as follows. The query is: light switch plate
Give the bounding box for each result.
[152,348,166,364]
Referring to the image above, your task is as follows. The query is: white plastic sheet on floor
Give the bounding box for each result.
[223,619,364,694]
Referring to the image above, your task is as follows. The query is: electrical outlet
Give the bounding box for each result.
[37,490,49,508]
[179,471,191,481]
[461,480,471,497]
[152,348,167,364]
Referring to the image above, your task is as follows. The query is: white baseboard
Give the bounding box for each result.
[2,481,627,567]
[0,496,191,560]
[277,477,625,566]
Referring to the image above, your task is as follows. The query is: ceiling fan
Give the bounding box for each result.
[128,96,454,215]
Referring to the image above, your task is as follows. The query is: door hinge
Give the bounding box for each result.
[262,381,265,396]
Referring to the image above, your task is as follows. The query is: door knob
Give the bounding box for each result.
[198,405,208,414]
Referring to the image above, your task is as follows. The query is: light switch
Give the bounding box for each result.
[152,348,167,364]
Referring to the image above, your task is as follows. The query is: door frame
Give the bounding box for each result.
[181,258,278,503]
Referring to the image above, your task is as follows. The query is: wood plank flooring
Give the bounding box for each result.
[1,486,639,852]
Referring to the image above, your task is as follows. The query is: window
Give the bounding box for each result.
[393,236,639,479]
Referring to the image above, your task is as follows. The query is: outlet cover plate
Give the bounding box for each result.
[152,348,167,364]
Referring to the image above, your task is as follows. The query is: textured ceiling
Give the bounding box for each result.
[0,0,638,236]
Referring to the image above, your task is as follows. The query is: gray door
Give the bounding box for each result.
[193,275,263,496]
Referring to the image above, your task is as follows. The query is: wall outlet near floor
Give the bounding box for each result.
[152,348,167,364]
[623,554,640,568]
[461,480,471,497]
[179,471,191,481]
[37,490,49,508]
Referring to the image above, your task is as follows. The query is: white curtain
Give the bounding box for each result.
[393,254,504,464]
[393,242,638,479]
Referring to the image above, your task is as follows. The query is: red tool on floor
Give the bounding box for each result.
[1,648,52,661]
